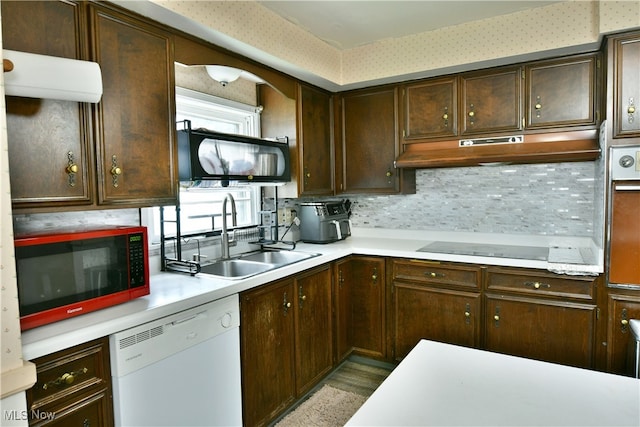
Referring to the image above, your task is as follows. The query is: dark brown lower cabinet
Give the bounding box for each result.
[391,260,481,361]
[335,256,386,361]
[485,267,598,369]
[606,292,640,375]
[394,284,481,360]
[240,264,332,427]
[26,337,113,427]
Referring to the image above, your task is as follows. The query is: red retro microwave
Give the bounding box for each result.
[14,226,150,330]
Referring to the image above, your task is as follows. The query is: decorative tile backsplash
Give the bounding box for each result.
[12,161,600,240]
[295,161,599,238]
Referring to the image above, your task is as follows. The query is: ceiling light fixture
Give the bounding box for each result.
[205,65,243,87]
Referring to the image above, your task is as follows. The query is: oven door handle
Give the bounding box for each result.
[614,184,640,191]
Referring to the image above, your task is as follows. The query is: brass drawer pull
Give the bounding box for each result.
[524,281,550,290]
[43,367,88,390]
[425,271,445,278]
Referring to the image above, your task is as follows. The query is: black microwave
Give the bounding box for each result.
[14,226,150,330]
[177,120,291,186]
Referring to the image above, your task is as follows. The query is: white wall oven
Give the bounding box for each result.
[607,146,640,288]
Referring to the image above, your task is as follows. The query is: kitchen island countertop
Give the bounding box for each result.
[347,340,640,426]
[21,228,602,360]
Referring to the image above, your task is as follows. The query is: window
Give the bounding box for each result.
[143,87,263,243]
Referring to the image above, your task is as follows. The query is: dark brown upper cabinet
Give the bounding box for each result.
[3,1,178,211]
[460,66,523,136]
[3,0,94,209]
[402,77,458,141]
[525,53,599,130]
[296,84,334,196]
[606,30,640,141]
[338,86,414,194]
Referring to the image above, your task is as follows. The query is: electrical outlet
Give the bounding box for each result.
[278,208,293,225]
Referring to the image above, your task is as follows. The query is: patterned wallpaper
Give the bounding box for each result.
[153,0,342,83]
[0,17,24,373]
[175,63,257,106]
[342,1,601,84]
[153,0,640,87]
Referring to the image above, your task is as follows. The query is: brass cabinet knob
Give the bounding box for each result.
[66,163,79,174]
[468,111,475,117]
[621,319,629,326]
[300,295,306,301]
[629,105,636,114]
[111,166,122,176]
[464,311,471,317]
[372,274,378,281]
[43,367,87,390]
[306,172,311,178]
[61,373,75,385]
[442,113,449,120]
[385,171,392,177]
[535,103,542,110]
[494,315,500,321]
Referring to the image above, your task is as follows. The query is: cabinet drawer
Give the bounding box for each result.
[28,338,111,408]
[485,268,596,301]
[393,259,480,290]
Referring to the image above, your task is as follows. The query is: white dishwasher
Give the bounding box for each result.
[110,294,242,426]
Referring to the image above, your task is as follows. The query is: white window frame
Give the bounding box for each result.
[142,87,263,244]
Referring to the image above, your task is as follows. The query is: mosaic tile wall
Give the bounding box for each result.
[312,161,600,237]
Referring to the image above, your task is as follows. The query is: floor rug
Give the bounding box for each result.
[275,384,367,427]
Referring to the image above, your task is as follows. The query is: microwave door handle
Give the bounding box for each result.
[330,220,342,240]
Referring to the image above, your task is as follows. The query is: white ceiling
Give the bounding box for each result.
[258,1,562,50]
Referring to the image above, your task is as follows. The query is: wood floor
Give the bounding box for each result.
[322,356,395,397]
[270,356,396,425]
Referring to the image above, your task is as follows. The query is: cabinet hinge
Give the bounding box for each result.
[402,129,406,138]
[596,110,600,122]
[596,58,601,69]
[596,307,600,320]
[521,70,525,79]
[522,117,525,127]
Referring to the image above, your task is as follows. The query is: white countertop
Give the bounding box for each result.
[21,228,603,360]
[347,340,640,426]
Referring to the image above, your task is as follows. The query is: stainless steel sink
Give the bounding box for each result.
[199,259,276,279]
[199,250,319,280]
[239,250,315,265]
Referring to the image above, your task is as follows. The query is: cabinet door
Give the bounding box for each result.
[294,265,333,395]
[526,55,598,129]
[241,279,296,427]
[340,87,400,193]
[3,0,94,209]
[485,295,596,368]
[460,67,523,135]
[403,77,458,141]
[334,258,352,362]
[90,5,178,207]
[610,32,640,139]
[394,282,480,360]
[607,294,640,375]
[298,84,334,196]
[348,257,386,359]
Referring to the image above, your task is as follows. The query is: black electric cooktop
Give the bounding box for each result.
[417,241,548,261]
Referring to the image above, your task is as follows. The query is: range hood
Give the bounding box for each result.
[3,49,103,103]
[395,130,600,168]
